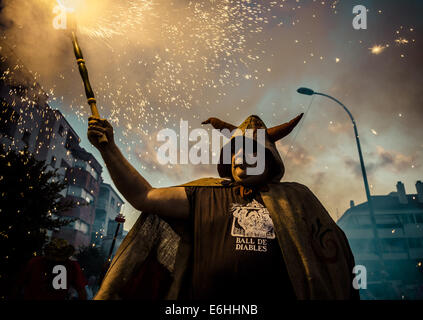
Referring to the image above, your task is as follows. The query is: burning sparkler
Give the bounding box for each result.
[57,0,153,40]
[50,0,276,142]
[57,0,107,143]
[70,30,108,143]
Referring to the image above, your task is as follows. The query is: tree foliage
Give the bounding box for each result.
[0,146,75,299]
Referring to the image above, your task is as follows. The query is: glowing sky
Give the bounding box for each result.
[1,0,422,230]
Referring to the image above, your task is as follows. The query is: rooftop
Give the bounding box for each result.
[349,193,423,213]
[337,181,423,225]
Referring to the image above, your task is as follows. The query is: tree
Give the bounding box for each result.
[0,146,75,299]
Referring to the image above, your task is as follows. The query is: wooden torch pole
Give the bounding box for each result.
[71,30,108,144]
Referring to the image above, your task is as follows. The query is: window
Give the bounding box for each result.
[382,239,406,253]
[376,214,401,228]
[357,215,372,226]
[376,215,397,223]
[83,190,94,204]
[400,214,415,225]
[58,124,65,137]
[22,131,31,145]
[66,219,89,234]
[408,238,423,249]
[75,159,86,170]
[349,239,377,254]
[65,131,79,149]
[75,219,89,234]
[61,159,70,169]
[89,167,98,180]
[51,156,56,168]
[75,160,98,180]
[416,214,423,224]
[67,186,94,204]
[67,185,81,197]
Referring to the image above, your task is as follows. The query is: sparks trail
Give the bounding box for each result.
[58,0,283,154]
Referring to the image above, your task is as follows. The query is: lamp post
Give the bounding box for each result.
[297,87,383,263]
[99,213,126,285]
[106,213,126,264]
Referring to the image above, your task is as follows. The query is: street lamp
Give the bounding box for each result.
[297,87,382,261]
[99,213,126,285]
[107,213,126,263]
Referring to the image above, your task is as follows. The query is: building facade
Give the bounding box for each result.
[53,146,103,249]
[338,181,423,300]
[1,47,103,250]
[92,183,125,256]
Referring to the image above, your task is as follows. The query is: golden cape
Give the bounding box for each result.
[95,178,359,300]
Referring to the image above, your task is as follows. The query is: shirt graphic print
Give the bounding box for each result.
[230,199,276,252]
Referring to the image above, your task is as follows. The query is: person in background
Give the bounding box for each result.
[14,238,87,300]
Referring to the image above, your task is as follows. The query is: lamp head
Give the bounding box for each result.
[297,87,315,96]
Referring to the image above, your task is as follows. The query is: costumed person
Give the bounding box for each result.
[88,113,359,300]
[14,238,87,300]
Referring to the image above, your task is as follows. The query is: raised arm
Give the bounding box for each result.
[87,117,189,219]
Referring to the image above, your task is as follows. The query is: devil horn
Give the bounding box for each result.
[201,117,237,134]
[266,113,304,142]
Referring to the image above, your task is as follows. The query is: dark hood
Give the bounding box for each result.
[202,114,303,182]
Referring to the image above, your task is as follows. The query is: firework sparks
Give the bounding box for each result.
[2,0,419,171]
[369,45,386,55]
[395,38,409,45]
[54,0,287,142]
[56,0,154,40]
[6,0,324,162]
